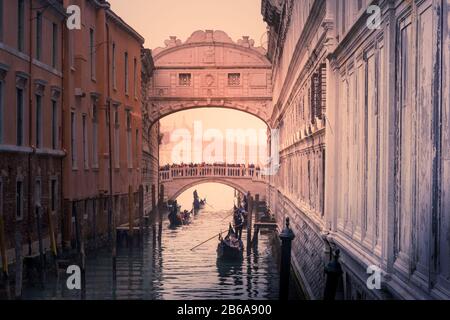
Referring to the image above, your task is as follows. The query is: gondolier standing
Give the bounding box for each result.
[234,208,244,240]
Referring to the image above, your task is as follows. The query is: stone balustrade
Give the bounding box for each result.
[159,164,263,182]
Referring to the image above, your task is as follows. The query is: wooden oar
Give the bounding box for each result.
[190,230,228,251]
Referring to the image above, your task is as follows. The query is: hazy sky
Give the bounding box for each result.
[108,0,267,49]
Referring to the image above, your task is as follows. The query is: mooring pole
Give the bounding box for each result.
[14,230,23,299]
[279,217,295,300]
[139,185,144,245]
[159,184,165,208]
[0,211,8,278]
[151,184,156,214]
[324,249,342,300]
[246,194,253,251]
[35,205,45,284]
[128,185,134,246]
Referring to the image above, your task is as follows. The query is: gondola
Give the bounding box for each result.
[193,198,206,211]
[180,209,192,225]
[168,205,183,226]
[168,205,191,226]
[193,197,201,210]
[217,224,244,260]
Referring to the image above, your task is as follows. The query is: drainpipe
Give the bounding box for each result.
[105,21,115,257]
[60,8,66,252]
[27,0,34,256]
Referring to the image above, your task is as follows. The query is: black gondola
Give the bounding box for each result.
[193,198,206,211]
[217,224,244,260]
[168,204,192,226]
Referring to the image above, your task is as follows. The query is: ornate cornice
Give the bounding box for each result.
[153,30,268,61]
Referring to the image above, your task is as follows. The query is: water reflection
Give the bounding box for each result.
[4,184,299,300]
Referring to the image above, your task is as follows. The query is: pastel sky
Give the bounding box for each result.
[107,0,267,49]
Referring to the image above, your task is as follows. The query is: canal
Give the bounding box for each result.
[3,184,304,300]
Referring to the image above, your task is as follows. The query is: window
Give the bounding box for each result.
[90,28,95,79]
[126,110,132,168]
[124,52,129,94]
[35,94,42,148]
[71,112,77,169]
[52,23,58,68]
[341,0,346,35]
[112,43,116,89]
[228,73,241,86]
[92,103,98,168]
[0,0,3,41]
[114,107,120,168]
[69,33,74,69]
[357,0,363,11]
[0,180,3,218]
[82,114,88,169]
[133,58,137,98]
[310,64,326,122]
[51,100,57,149]
[17,88,24,146]
[0,81,3,143]
[50,179,57,212]
[179,73,191,86]
[18,0,24,51]
[16,181,23,221]
[36,12,42,60]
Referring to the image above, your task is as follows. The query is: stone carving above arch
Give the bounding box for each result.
[153,30,270,67]
[148,30,273,125]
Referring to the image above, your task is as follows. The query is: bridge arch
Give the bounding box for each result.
[169,178,247,201]
[147,30,273,125]
[160,165,267,202]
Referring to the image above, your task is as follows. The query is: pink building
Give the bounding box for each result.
[0,0,65,270]
[61,0,148,249]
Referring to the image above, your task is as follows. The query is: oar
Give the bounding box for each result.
[190,230,227,251]
[206,202,215,209]
[221,212,234,221]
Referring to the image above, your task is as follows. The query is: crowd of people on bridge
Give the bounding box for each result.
[160,163,262,178]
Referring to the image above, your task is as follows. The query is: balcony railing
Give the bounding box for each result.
[159,164,263,182]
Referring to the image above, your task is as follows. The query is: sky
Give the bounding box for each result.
[107,0,267,49]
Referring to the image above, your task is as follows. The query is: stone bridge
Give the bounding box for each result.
[145,30,273,127]
[159,164,267,201]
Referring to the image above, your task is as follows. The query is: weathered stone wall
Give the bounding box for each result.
[1,152,62,263]
[264,0,450,300]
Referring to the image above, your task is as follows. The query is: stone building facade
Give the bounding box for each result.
[0,0,65,268]
[263,0,450,300]
[141,48,160,216]
[61,0,146,250]
[0,0,154,273]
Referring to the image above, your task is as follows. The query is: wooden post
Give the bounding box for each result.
[35,206,45,272]
[159,184,165,207]
[47,207,57,257]
[254,194,260,223]
[79,206,86,300]
[139,185,144,244]
[247,195,253,251]
[128,185,134,245]
[0,212,8,277]
[14,230,23,299]
[151,184,156,214]
[92,199,97,252]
